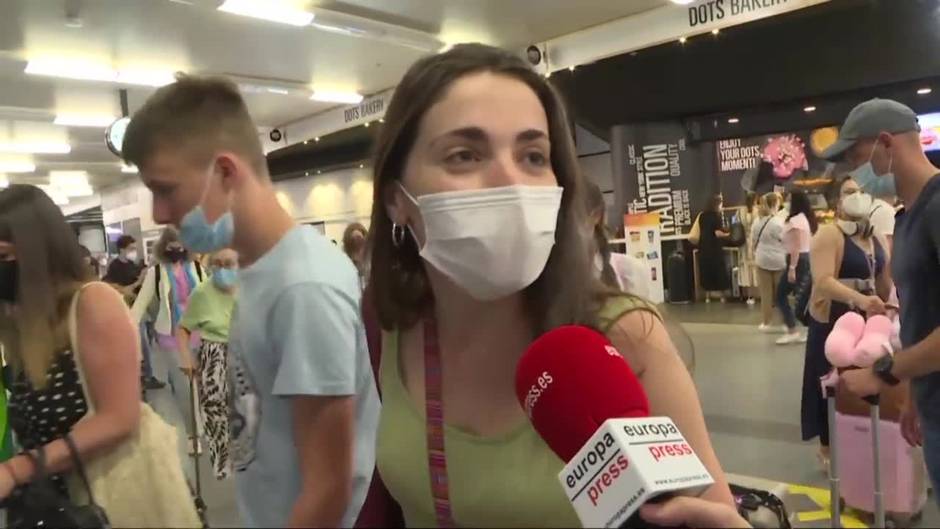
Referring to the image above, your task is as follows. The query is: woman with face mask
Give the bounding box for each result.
[131,228,206,354]
[176,248,238,479]
[0,185,142,521]
[368,43,733,528]
[801,176,893,470]
[584,181,650,298]
[130,227,205,445]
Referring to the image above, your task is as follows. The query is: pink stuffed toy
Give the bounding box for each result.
[825,312,866,367]
[825,312,895,369]
[853,315,894,367]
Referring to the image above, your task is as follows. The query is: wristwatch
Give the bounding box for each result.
[873,354,900,386]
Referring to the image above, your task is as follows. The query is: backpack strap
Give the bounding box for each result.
[194,261,204,282]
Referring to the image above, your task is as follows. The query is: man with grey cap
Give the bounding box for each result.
[828,98,940,499]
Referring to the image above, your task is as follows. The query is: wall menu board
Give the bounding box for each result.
[624,213,664,304]
[614,121,717,240]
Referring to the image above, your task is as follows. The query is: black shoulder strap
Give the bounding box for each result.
[754,218,771,252]
[194,261,204,281]
[154,264,161,301]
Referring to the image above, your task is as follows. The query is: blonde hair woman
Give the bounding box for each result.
[751,192,787,331]
[0,185,141,524]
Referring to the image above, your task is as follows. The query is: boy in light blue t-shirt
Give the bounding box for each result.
[124,76,379,528]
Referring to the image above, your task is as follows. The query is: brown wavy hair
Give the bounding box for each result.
[368,43,607,333]
[0,185,91,387]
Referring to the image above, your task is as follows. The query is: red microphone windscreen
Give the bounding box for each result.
[515,325,650,463]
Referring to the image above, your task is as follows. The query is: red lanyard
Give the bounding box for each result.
[424,318,457,527]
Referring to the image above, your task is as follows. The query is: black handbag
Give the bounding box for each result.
[3,435,110,529]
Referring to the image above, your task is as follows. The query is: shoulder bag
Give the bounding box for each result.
[67,283,202,528]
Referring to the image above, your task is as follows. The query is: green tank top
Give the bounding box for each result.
[375,296,657,528]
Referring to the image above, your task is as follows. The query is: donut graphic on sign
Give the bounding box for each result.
[762,135,808,179]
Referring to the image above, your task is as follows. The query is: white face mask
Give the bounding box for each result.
[125,250,139,262]
[837,192,874,237]
[841,191,873,219]
[399,183,563,301]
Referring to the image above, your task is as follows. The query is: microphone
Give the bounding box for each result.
[515,325,714,528]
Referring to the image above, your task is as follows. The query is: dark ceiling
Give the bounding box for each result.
[552,0,940,135]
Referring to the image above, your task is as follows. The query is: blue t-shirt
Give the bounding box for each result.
[228,226,380,528]
[893,175,940,419]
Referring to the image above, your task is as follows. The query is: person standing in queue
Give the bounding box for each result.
[776,191,816,345]
[697,195,730,303]
[826,99,940,502]
[176,248,238,480]
[0,185,142,524]
[369,43,733,528]
[104,235,145,300]
[131,227,204,430]
[121,75,379,528]
[104,234,164,390]
[801,176,891,470]
[751,192,787,333]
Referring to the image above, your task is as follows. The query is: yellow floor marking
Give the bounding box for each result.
[788,484,868,528]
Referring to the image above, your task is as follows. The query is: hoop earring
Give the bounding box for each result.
[392,223,406,248]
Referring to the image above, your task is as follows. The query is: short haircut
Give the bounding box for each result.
[122,75,268,177]
[116,234,136,250]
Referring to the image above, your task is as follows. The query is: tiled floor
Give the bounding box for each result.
[145,300,939,528]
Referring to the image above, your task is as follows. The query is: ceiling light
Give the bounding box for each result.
[728,117,740,124]
[25,59,176,87]
[305,171,309,176]
[679,36,688,44]
[364,122,370,128]
[316,170,321,174]
[0,142,71,154]
[803,106,817,113]
[25,58,115,83]
[314,137,320,142]
[918,87,932,95]
[60,184,94,197]
[54,114,116,128]
[266,87,289,95]
[49,171,89,187]
[711,29,720,35]
[121,164,138,173]
[0,160,36,173]
[218,0,315,27]
[310,90,363,104]
[38,185,69,205]
[115,70,176,87]
[359,164,364,169]
[378,119,384,124]
[303,140,309,145]
[670,0,696,4]
[568,66,575,72]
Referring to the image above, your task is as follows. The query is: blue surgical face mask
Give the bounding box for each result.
[212,267,237,290]
[179,166,234,253]
[850,142,897,198]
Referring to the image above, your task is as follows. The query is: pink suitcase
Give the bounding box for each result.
[835,411,928,521]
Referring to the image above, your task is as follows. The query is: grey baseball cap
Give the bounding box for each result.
[821,98,920,162]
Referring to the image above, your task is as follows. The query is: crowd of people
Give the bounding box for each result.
[0,41,937,529]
